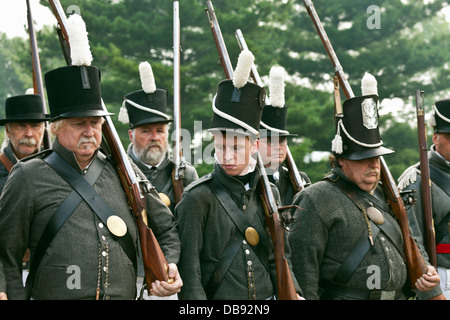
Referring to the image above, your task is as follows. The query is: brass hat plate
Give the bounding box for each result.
[245,227,259,246]
[367,207,384,225]
[107,215,127,237]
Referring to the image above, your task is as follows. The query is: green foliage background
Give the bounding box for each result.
[1,0,449,182]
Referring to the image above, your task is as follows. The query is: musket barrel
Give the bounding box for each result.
[205,0,234,79]
[173,1,183,180]
[303,0,354,99]
[415,89,437,266]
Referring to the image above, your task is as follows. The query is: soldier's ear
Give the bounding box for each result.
[250,138,259,155]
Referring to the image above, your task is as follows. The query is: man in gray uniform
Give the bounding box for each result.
[259,66,310,206]
[0,60,181,299]
[399,98,450,299]
[0,94,50,193]
[176,51,301,300]
[288,74,442,300]
[119,61,198,214]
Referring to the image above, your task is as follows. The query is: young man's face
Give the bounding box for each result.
[213,132,258,176]
[259,136,287,170]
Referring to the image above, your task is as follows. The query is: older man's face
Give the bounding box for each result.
[130,122,168,166]
[6,122,45,159]
[338,156,381,193]
[56,117,103,165]
[433,132,450,162]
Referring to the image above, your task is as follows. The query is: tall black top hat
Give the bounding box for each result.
[119,62,171,129]
[45,65,112,121]
[44,14,113,122]
[209,50,265,138]
[429,98,450,133]
[331,73,394,160]
[0,94,50,125]
[259,66,296,138]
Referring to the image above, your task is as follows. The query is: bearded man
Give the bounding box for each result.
[120,61,198,214]
[0,94,50,193]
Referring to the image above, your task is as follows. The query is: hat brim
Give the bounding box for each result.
[129,117,172,129]
[338,146,395,161]
[434,126,450,133]
[259,130,297,138]
[0,115,51,125]
[51,109,114,122]
[207,127,256,138]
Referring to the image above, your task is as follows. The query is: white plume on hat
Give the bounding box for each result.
[233,49,254,89]
[361,72,378,96]
[269,66,285,108]
[139,61,156,94]
[332,72,379,154]
[66,14,93,66]
[118,61,158,124]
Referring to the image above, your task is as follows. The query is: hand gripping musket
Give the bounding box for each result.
[235,29,305,194]
[415,90,437,266]
[48,0,172,286]
[303,0,427,288]
[205,1,298,299]
[172,1,186,205]
[26,0,51,149]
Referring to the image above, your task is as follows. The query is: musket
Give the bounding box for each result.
[303,0,427,288]
[205,0,234,79]
[26,0,51,149]
[172,1,185,205]
[48,0,171,287]
[205,1,298,299]
[235,29,305,194]
[415,90,437,266]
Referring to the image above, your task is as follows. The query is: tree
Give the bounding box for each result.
[0,0,447,182]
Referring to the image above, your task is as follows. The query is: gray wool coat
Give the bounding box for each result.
[288,168,410,300]
[175,162,301,300]
[0,138,180,300]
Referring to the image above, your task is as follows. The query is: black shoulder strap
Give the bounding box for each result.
[41,152,137,268]
[324,174,404,284]
[27,152,106,295]
[204,178,271,299]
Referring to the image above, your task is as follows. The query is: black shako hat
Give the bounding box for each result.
[0,94,50,125]
[119,61,171,129]
[44,65,113,121]
[209,79,265,138]
[122,89,171,129]
[332,94,394,160]
[430,98,450,133]
[260,66,296,138]
[260,104,296,138]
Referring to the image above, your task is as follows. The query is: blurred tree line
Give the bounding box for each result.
[0,0,449,182]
